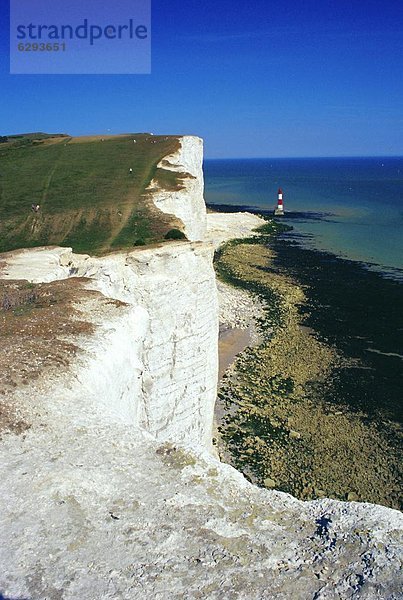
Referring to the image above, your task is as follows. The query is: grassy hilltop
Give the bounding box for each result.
[0,132,187,255]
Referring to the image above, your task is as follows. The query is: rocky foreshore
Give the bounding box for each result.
[214,227,402,510]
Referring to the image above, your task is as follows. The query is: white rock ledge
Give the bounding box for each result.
[206,211,265,249]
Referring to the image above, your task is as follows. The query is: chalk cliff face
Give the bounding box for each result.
[1,242,218,449]
[0,136,402,599]
[147,135,207,241]
[80,242,218,449]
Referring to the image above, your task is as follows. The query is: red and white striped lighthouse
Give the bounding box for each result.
[274,187,284,216]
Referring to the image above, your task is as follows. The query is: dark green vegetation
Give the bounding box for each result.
[164,228,187,240]
[0,133,187,254]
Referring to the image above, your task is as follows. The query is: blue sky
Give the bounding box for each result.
[0,0,402,157]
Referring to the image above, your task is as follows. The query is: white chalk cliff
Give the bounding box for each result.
[0,137,401,599]
[147,135,206,241]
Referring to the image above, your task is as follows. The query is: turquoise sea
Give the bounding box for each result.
[204,157,403,279]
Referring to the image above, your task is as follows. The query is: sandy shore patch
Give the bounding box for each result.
[218,327,253,381]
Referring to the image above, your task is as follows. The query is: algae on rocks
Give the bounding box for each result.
[214,220,401,509]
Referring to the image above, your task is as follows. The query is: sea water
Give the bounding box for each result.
[204,157,403,279]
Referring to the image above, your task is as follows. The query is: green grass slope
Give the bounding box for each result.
[0,133,187,254]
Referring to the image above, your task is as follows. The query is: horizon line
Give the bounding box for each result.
[204,154,403,160]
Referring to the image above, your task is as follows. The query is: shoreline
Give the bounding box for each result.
[207,202,403,282]
[214,219,402,510]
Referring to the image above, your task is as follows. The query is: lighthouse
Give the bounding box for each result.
[274,187,284,216]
